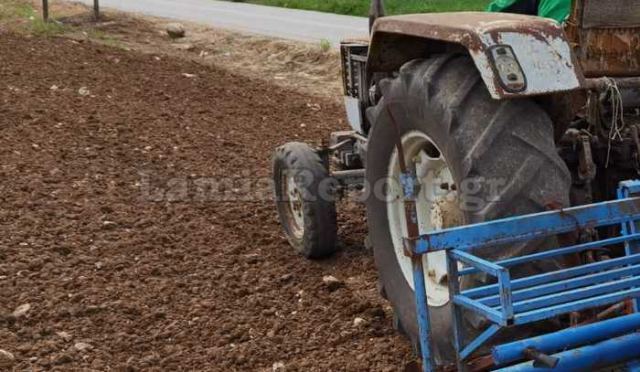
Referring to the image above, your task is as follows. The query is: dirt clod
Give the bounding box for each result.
[322,275,345,291]
[56,331,73,342]
[12,304,31,318]
[0,350,15,368]
[74,342,93,352]
[77,86,90,96]
[353,317,367,327]
[54,353,73,365]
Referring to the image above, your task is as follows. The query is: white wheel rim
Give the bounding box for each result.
[284,172,305,239]
[387,131,461,307]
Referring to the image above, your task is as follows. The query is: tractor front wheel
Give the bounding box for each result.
[273,142,338,258]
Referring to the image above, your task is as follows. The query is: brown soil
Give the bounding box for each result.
[0,32,412,371]
[40,1,344,100]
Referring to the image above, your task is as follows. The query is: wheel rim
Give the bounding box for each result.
[283,171,305,239]
[386,131,462,307]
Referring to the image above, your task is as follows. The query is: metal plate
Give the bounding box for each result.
[583,0,640,29]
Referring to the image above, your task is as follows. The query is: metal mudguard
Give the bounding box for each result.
[368,12,584,99]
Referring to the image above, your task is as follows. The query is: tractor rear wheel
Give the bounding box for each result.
[365,55,571,365]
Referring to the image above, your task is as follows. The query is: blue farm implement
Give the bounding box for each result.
[403,179,640,371]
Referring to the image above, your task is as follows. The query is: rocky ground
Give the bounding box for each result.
[0,25,413,371]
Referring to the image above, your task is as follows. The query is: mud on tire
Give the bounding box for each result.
[365,55,572,365]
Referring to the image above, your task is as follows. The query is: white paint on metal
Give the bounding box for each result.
[344,96,364,133]
[472,51,501,98]
[372,14,583,99]
[387,131,455,307]
[471,30,581,99]
[285,172,305,239]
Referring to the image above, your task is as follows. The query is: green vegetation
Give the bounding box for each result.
[319,38,331,52]
[0,0,34,20]
[29,19,68,37]
[0,0,67,36]
[229,0,491,17]
[86,29,124,48]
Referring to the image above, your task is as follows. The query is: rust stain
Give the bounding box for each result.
[372,12,564,54]
[368,12,580,99]
[565,0,640,77]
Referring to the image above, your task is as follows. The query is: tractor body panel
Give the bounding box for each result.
[368,12,583,99]
[566,0,640,78]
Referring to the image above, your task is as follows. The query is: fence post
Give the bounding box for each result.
[42,0,49,21]
[94,0,100,20]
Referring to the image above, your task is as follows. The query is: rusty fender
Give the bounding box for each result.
[367,12,584,99]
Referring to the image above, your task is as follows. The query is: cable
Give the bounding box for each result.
[605,78,626,168]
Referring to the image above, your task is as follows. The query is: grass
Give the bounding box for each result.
[319,38,331,52]
[0,0,34,20]
[86,29,124,48]
[0,0,68,36]
[229,0,491,17]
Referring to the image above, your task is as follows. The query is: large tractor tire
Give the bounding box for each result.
[365,55,571,365]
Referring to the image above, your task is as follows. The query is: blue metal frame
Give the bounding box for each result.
[620,180,640,313]
[405,180,640,371]
[497,332,640,371]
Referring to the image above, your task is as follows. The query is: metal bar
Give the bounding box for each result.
[510,275,640,314]
[459,233,640,276]
[387,106,433,371]
[515,286,640,325]
[413,257,433,372]
[460,324,501,361]
[492,313,640,366]
[446,251,466,370]
[620,184,640,313]
[386,107,421,257]
[463,253,640,299]
[498,270,514,320]
[628,360,640,372]
[479,261,640,307]
[332,169,364,178]
[621,180,640,196]
[411,197,640,254]
[497,332,640,372]
[453,295,506,326]
[585,77,640,91]
[332,169,365,186]
[369,0,385,33]
[450,250,504,277]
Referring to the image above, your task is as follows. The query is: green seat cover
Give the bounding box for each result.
[486,0,571,23]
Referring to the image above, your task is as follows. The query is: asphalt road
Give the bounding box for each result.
[75,0,369,45]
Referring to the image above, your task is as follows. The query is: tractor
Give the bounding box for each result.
[272,0,640,370]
